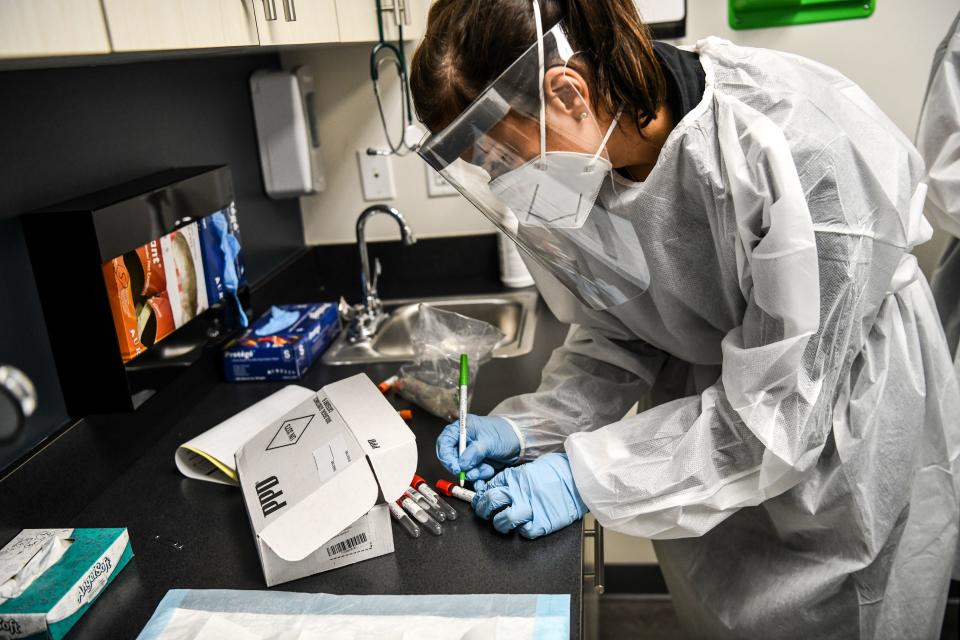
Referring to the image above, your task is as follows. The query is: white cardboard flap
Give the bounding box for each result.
[259,460,378,562]
[256,505,394,587]
[324,374,418,503]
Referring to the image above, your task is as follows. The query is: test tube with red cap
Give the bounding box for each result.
[437,479,477,504]
[412,474,458,520]
[388,501,421,538]
[398,494,443,535]
[405,487,446,522]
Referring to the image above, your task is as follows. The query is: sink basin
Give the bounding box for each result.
[322,290,539,365]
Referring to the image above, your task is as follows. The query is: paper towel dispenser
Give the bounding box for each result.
[250,67,328,200]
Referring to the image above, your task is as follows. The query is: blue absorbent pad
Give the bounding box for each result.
[137,590,570,640]
[0,528,133,640]
[223,303,340,382]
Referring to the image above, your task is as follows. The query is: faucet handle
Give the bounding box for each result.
[338,297,357,322]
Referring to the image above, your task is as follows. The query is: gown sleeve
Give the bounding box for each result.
[491,322,668,461]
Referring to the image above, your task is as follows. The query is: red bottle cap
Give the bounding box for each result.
[412,474,427,488]
[436,479,455,497]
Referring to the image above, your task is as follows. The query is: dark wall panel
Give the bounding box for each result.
[0,53,305,473]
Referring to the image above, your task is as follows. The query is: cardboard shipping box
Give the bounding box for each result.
[235,374,417,587]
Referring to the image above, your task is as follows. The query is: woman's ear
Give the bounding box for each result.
[544,67,591,118]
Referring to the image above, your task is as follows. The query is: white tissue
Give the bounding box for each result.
[0,529,73,603]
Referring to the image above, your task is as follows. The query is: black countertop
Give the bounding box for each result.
[2,250,581,639]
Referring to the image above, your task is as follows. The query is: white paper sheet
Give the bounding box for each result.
[175,385,315,485]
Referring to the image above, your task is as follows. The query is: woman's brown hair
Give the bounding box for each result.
[410,0,667,134]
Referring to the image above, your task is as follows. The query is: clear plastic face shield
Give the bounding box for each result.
[417,4,651,310]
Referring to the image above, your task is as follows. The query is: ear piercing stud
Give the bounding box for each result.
[579,112,589,120]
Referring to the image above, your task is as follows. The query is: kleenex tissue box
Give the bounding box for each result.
[0,528,133,640]
[223,303,339,382]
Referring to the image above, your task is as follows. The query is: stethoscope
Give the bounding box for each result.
[369,0,419,157]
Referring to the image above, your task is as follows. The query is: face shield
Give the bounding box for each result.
[417,6,651,310]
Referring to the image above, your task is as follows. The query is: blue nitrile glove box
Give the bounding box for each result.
[223,303,340,382]
[0,528,133,640]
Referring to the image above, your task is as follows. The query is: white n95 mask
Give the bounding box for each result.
[488,0,620,231]
[490,152,612,229]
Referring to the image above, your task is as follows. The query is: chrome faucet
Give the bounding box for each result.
[346,205,416,343]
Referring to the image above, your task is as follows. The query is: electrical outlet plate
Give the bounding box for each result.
[357,150,396,201]
[425,165,459,198]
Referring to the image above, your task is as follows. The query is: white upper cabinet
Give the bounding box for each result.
[336,0,427,44]
[0,0,111,59]
[0,0,430,63]
[253,0,340,46]
[102,0,260,52]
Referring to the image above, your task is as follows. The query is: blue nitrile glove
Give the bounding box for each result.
[255,306,300,336]
[210,212,248,327]
[435,415,521,482]
[473,453,587,539]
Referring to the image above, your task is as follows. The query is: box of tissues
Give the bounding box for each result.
[0,528,133,639]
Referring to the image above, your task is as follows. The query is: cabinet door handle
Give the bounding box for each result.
[379,0,405,28]
[399,0,411,26]
[282,0,297,21]
[262,0,278,21]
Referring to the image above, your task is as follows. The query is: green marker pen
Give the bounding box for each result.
[458,353,469,487]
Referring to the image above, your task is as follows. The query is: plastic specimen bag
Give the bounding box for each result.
[397,305,504,420]
[136,590,570,640]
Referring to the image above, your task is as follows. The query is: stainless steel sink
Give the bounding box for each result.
[322,290,539,365]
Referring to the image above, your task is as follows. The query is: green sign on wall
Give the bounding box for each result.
[729,0,876,30]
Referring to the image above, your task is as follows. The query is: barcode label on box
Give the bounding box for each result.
[316,507,376,566]
[327,533,367,558]
[326,532,369,558]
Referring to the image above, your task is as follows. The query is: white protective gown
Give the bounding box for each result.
[492,38,960,639]
[923,12,960,362]
[919,8,960,585]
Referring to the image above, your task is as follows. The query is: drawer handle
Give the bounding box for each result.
[263,0,277,21]
[583,522,606,594]
[0,365,35,443]
[282,0,297,21]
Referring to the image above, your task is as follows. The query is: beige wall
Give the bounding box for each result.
[281,43,493,245]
